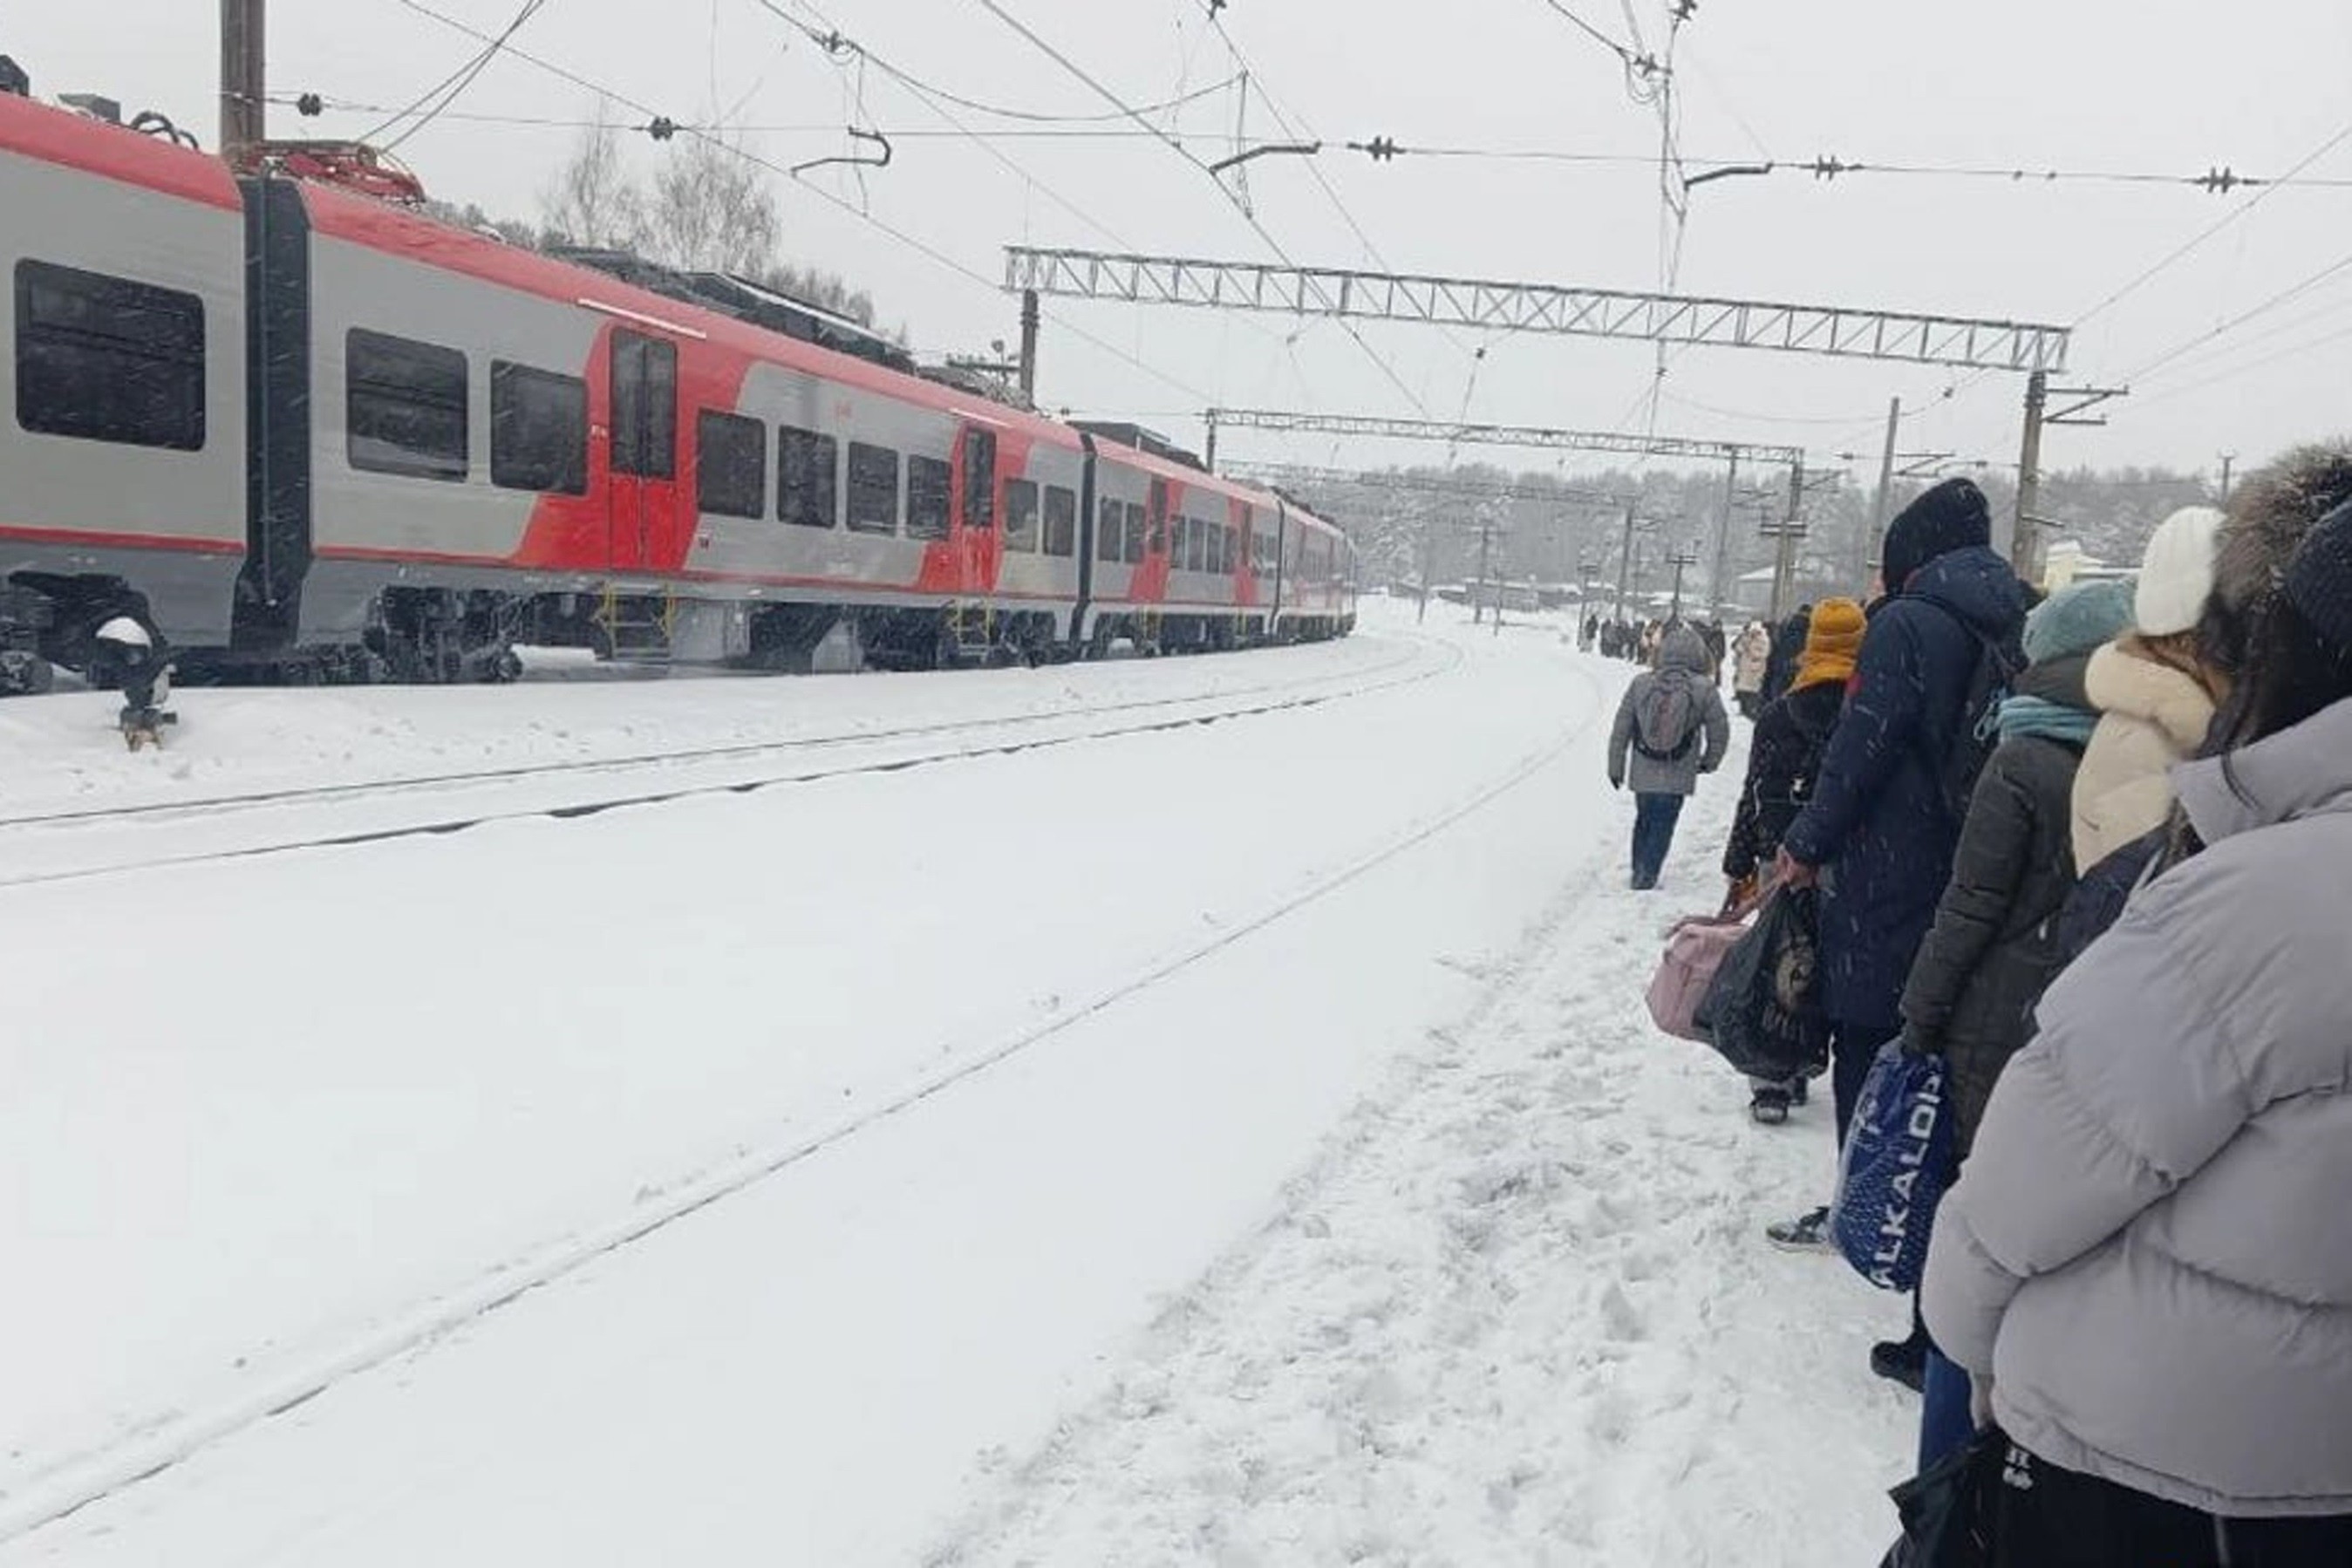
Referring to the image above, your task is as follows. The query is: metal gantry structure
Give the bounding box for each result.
[1206,409,1802,469]
[1218,461,1623,508]
[1006,248,2075,374]
[1210,410,1815,615]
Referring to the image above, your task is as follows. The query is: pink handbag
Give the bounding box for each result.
[1646,913,1749,1042]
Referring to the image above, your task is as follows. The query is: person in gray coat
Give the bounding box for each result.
[1607,623,1731,890]
[1923,499,2352,1565]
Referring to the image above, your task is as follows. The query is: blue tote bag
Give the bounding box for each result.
[1831,1040,1957,1293]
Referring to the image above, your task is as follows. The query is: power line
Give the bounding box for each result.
[365,0,554,151]
[2069,117,2352,330]
[1198,11,1485,405]
[968,0,1433,416]
[378,0,1220,406]
[2122,242,2352,383]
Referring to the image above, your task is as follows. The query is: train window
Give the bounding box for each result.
[779,426,838,528]
[694,409,767,520]
[1096,498,1122,562]
[845,442,898,534]
[961,428,997,532]
[15,260,205,451]
[1185,517,1208,572]
[1206,522,1223,575]
[1123,503,1146,563]
[489,362,588,495]
[907,455,951,540]
[346,327,467,481]
[1224,526,1237,576]
[1043,486,1078,557]
[1006,480,1041,552]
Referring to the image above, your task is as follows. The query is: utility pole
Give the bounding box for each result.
[1016,288,1040,407]
[2219,452,2237,504]
[1867,396,1901,590]
[1202,406,1219,473]
[1666,546,1701,622]
[1769,462,1806,621]
[1416,515,1433,624]
[2014,378,2126,586]
[1612,501,1637,628]
[1709,447,1741,622]
[2010,370,2048,572]
[221,0,267,172]
[1472,512,1496,625]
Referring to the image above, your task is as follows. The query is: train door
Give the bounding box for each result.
[608,330,679,571]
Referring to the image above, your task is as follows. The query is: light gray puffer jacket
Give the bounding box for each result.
[1926,693,2352,1517]
[1607,627,1731,796]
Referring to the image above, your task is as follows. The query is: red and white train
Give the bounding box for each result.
[0,90,1356,681]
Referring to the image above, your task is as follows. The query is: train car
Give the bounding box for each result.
[0,92,1355,680]
[0,92,248,664]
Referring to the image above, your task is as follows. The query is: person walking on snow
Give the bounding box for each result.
[1923,499,2352,1566]
[1762,479,2027,1287]
[1720,597,1865,1123]
[1608,623,1731,890]
[1732,619,1773,719]
[1894,579,2135,1470]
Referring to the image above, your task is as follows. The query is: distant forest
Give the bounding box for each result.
[1282,460,2219,610]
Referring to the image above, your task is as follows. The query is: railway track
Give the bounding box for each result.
[0,640,1449,890]
[0,645,1604,1549]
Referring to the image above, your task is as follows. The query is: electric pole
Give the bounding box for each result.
[1612,502,1637,628]
[1769,462,1806,621]
[1710,447,1741,624]
[2013,378,2126,586]
[1017,289,1040,408]
[2218,452,2236,505]
[1472,512,1496,625]
[221,0,266,172]
[1867,396,1901,590]
[1666,546,1701,622]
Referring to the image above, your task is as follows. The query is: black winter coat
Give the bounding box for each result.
[1782,546,2028,1027]
[1722,679,1845,882]
[1759,610,1811,705]
[1897,657,2092,1156]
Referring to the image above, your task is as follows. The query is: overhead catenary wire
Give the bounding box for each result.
[747,0,1306,376]
[378,0,1220,406]
[967,0,1433,417]
[1197,8,1485,409]
[365,0,554,151]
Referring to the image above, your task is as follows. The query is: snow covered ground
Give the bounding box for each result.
[2,602,1914,1565]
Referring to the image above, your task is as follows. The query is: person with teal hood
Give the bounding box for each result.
[1897,577,2135,1471]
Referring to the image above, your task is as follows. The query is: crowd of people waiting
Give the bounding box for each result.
[1599,447,2352,1565]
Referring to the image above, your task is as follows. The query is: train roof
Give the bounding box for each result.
[0,90,240,211]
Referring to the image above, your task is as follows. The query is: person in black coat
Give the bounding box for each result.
[1721,597,1864,1124]
[1767,479,2028,1248]
[1758,603,1812,705]
[1722,598,1864,894]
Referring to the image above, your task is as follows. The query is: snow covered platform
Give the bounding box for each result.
[1,603,1913,1565]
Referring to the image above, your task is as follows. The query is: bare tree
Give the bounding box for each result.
[644,133,779,275]
[540,106,644,250]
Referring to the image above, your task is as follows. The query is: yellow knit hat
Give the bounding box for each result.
[1793,597,1866,691]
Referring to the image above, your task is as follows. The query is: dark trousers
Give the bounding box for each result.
[1830,1019,1898,1149]
[1630,792,1687,889]
[1996,1446,2352,1566]
[1919,1346,1975,1473]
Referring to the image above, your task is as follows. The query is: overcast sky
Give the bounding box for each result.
[17,1,2352,487]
